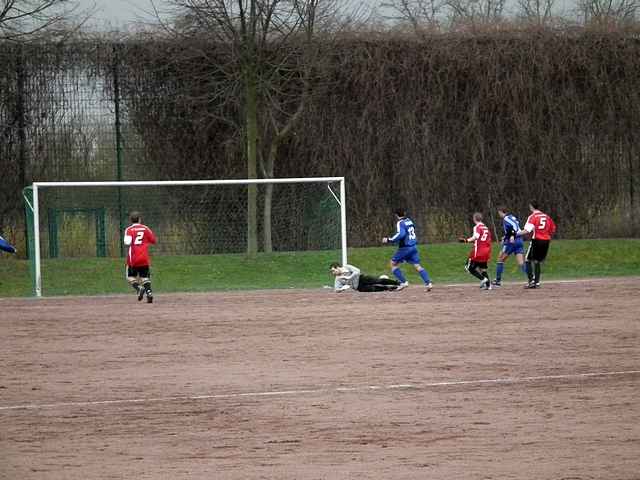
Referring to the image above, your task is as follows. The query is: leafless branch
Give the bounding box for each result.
[0,0,86,41]
[380,0,446,32]
[579,0,639,23]
[445,0,506,28]
[516,0,557,24]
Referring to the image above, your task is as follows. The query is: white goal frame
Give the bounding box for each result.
[28,177,348,297]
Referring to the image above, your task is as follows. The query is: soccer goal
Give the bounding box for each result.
[23,177,347,297]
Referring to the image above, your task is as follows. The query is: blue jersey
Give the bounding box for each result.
[388,217,418,248]
[502,214,523,244]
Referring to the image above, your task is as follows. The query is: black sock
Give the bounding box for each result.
[132,282,140,292]
[534,263,541,284]
[526,261,533,283]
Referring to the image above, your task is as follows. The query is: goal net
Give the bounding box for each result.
[23,178,347,297]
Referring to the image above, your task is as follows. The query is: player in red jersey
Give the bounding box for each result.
[515,201,556,289]
[124,211,157,303]
[459,212,493,290]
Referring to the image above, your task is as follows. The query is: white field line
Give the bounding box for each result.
[1,370,638,412]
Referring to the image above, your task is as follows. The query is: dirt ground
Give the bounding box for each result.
[1,278,639,480]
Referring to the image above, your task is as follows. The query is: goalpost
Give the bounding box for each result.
[23,177,348,297]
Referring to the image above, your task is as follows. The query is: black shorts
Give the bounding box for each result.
[127,266,151,278]
[356,274,400,292]
[527,240,550,262]
[466,259,488,271]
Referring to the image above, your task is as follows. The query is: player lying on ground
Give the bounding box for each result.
[459,212,493,290]
[329,263,405,292]
[515,201,556,289]
[0,234,16,254]
[382,208,433,291]
[124,211,157,303]
[493,206,528,286]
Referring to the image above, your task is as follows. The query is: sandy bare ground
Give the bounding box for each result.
[1,278,639,479]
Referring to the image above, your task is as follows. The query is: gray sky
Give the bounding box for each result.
[76,0,578,29]
[76,0,173,27]
[75,0,387,28]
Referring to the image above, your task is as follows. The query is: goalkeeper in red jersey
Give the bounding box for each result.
[124,212,157,303]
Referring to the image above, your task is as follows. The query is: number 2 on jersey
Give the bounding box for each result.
[134,231,144,245]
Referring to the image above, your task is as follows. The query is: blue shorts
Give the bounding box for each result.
[502,241,525,256]
[392,246,421,265]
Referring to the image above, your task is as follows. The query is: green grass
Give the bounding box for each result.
[1,239,638,297]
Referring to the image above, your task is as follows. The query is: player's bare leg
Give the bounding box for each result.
[516,253,528,277]
[494,252,527,286]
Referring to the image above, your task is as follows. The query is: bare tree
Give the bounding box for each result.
[0,0,80,40]
[446,0,506,28]
[163,0,348,256]
[516,0,557,25]
[578,0,639,24]
[380,0,446,32]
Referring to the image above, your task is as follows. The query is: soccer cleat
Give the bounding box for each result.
[535,282,541,287]
[336,284,352,292]
[137,286,145,301]
[424,282,432,292]
[396,282,409,291]
[146,292,154,303]
[480,278,488,289]
[491,280,502,287]
[524,281,537,289]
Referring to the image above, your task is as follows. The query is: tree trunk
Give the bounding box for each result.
[261,80,310,253]
[246,70,259,258]
[263,182,273,252]
[16,44,28,254]
[262,143,276,253]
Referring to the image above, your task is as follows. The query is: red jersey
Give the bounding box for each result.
[524,211,556,240]
[124,223,157,267]
[469,222,492,262]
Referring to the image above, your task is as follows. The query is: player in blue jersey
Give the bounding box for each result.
[0,234,16,254]
[492,206,527,286]
[382,208,433,291]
